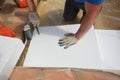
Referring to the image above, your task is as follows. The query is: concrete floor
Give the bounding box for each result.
[0,0,120,79]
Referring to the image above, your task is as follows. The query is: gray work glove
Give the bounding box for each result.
[28,12,40,27]
[58,33,78,49]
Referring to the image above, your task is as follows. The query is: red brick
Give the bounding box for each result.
[43,69,76,80]
[9,67,43,80]
[79,70,120,80]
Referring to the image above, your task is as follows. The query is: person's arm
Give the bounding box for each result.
[75,1,102,39]
[27,0,36,12]
[26,0,40,27]
[58,1,102,49]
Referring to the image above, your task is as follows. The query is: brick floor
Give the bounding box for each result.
[9,67,120,80]
[1,0,120,80]
[9,67,76,80]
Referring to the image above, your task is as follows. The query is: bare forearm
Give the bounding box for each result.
[75,12,97,39]
[27,0,36,12]
[75,2,102,40]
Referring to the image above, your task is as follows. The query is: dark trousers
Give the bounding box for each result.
[63,0,86,22]
[0,0,6,10]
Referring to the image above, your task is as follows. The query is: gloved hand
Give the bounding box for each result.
[28,12,40,28]
[58,33,78,49]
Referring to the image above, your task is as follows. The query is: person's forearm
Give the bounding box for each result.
[75,2,102,40]
[75,12,96,39]
[27,0,36,12]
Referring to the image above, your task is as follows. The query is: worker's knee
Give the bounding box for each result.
[0,0,6,10]
[63,8,80,21]
[63,0,80,21]
[63,13,76,21]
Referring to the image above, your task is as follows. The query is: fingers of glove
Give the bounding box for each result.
[59,37,66,42]
[30,20,35,25]
[59,42,65,46]
[58,39,66,46]
[58,40,70,47]
[59,36,74,44]
[64,43,76,49]
[59,40,64,44]
[59,38,70,46]
[36,22,40,28]
[64,43,71,49]
[33,22,37,27]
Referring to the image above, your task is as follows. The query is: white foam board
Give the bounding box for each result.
[0,36,25,80]
[23,24,102,69]
[95,30,120,70]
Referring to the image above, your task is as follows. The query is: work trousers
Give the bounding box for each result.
[63,0,86,23]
